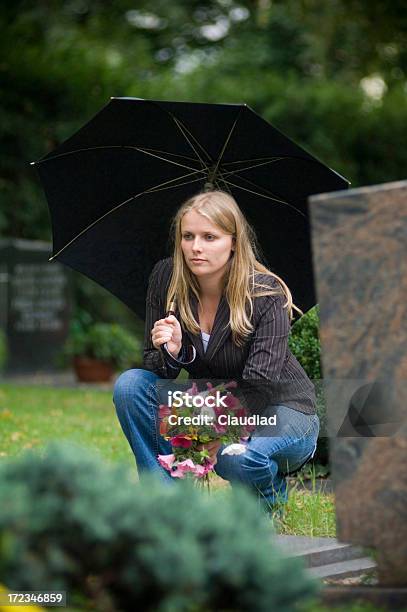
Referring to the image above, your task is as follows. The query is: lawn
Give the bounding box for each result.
[0,384,133,465]
[0,384,335,537]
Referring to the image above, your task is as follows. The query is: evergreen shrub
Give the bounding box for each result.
[289,306,328,465]
[0,444,319,612]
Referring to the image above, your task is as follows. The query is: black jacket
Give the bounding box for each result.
[143,258,316,415]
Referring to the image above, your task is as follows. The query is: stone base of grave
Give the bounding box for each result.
[274,535,376,580]
[274,535,407,607]
[287,477,333,494]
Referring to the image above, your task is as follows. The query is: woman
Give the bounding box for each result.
[113,190,319,510]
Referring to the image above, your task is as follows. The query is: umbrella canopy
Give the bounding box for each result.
[33,97,349,318]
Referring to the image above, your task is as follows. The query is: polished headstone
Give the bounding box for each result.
[310,180,407,586]
[0,238,72,372]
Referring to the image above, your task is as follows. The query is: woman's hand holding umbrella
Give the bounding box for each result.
[151,315,182,358]
[152,314,222,465]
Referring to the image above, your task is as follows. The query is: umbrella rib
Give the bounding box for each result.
[135,146,202,172]
[171,116,211,172]
[33,145,200,173]
[226,171,305,216]
[148,100,212,166]
[220,157,286,177]
[146,174,206,193]
[215,176,232,194]
[218,175,306,218]
[222,155,311,167]
[211,107,242,180]
[136,147,197,162]
[222,156,285,166]
[49,169,205,261]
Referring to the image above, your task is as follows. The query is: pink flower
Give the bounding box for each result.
[214,406,227,418]
[212,406,228,434]
[158,454,176,471]
[160,420,169,436]
[170,467,187,478]
[194,461,214,478]
[170,435,193,448]
[194,464,206,477]
[213,422,227,434]
[224,380,237,389]
[159,404,171,418]
[187,382,199,396]
[177,459,196,473]
[174,459,212,479]
[222,394,239,409]
[158,455,196,478]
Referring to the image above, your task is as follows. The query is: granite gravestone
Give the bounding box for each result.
[0,239,71,373]
[310,180,407,586]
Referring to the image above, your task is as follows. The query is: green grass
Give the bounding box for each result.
[0,384,336,537]
[0,384,134,465]
[209,471,336,537]
[274,483,336,537]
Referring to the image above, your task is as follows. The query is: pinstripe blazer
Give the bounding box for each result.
[143,257,316,415]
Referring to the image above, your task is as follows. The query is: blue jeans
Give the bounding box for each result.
[113,368,320,508]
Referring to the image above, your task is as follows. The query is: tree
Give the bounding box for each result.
[1,0,406,240]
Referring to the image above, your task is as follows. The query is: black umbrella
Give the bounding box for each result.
[32,97,349,318]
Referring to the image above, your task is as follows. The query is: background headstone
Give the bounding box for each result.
[0,238,72,373]
[309,180,407,586]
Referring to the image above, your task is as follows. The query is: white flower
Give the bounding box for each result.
[200,405,215,420]
[221,443,247,456]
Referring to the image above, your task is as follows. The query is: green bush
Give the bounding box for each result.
[0,444,319,612]
[0,329,7,372]
[64,317,142,371]
[289,306,321,381]
[289,307,328,466]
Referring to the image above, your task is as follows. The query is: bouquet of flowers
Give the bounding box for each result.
[158,380,254,483]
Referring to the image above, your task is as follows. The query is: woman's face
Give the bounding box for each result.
[180,210,234,280]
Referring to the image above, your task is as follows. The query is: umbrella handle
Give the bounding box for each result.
[164,299,177,354]
[166,300,177,317]
[163,299,196,363]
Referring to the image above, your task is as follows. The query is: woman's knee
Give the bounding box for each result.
[240,447,277,483]
[113,368,158,411]
[215,447,274,485]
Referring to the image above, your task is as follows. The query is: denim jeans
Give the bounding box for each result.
[113,368,320,509]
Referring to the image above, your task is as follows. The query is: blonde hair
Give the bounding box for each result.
[166,190,302,347]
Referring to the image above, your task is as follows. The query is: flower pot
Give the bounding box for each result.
[73,356,114,383]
